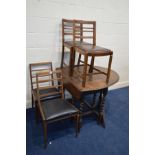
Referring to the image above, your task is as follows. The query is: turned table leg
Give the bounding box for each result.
[79,99,84,128]
[98,90,105,128]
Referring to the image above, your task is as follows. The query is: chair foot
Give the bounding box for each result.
[98,114,105,128]
[43,122,47,149]
[35,104,40,123]
[44,143,47,149]
[76,114,80,137]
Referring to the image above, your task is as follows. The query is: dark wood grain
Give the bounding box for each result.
[56,66,119,98]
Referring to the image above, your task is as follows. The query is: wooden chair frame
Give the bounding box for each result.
[61,19,96,76]
[36,70,80,148]
[74,47,113,87]
[61,19,113,87]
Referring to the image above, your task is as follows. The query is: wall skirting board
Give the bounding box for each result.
[26,81,129,109]
[109,81,129,90]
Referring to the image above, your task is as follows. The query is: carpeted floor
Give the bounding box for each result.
[26,87,129,155]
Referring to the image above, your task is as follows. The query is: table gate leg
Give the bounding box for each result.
[99,91,105,128]
[79,99,84,128]
[92,92,97,108]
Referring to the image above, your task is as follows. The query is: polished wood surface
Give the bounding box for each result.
[57,66,119,127]
[57,66,119,99]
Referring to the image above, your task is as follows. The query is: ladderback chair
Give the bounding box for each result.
[36,70,80,148]
[61,19,113,87]
[61,19,96,76]
[29,62,61,108]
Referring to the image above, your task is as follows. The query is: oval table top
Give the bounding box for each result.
[56,66,119,99]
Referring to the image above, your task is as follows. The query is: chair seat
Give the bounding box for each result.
[33,88,61,101]
[64,41,91,48]
[41,98,78,120]
[75,44,113,56]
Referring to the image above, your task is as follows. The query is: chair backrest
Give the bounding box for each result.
[29,62,53,91]
[62,19,96,45]
[35,70,64,120]
[62,19,74,45]
[73,19,96,45]
[36,70,64,101]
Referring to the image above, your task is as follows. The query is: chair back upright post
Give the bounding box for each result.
[80,22,83,42]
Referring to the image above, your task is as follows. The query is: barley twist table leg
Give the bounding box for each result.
[99,91,105,128]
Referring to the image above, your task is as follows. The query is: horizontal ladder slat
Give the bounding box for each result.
[64,32,73,35]
[36,71,62,77]
[32,74,59,78]
[31,69,51,71]
[32,78,62,84]
[63,19,74,23]
[32,74,52,78]
[64,25,73,28]
[30,62,52,66]
[40,91,62,98]
[38,85,63,90]
[75,30,93,32]
[86,72,107,76]
[75,36,93,39]
[75,27,94,29]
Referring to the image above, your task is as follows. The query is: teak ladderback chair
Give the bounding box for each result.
[36,71,80,148]
[61,19,113,87]
[61,19,96,76]
[71,20,113,87]
[29,62,61,108]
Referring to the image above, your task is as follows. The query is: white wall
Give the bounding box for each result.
[26,0,129,108]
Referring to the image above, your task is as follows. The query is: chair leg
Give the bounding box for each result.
[35,102,40,123]
[89,55,95,73]
[79,99,84,128]
[106,54,113,83]
[77,53,81,66]
[69,47,75,76]
[76,114,80,137]
[32,94,34,108]
[98,91,105,128]
[78,114,80,134]
[43,121,47,148]
[82,54,88,87]
[61,45,65,68]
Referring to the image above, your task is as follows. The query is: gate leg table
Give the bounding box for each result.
[56,65,119,127]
